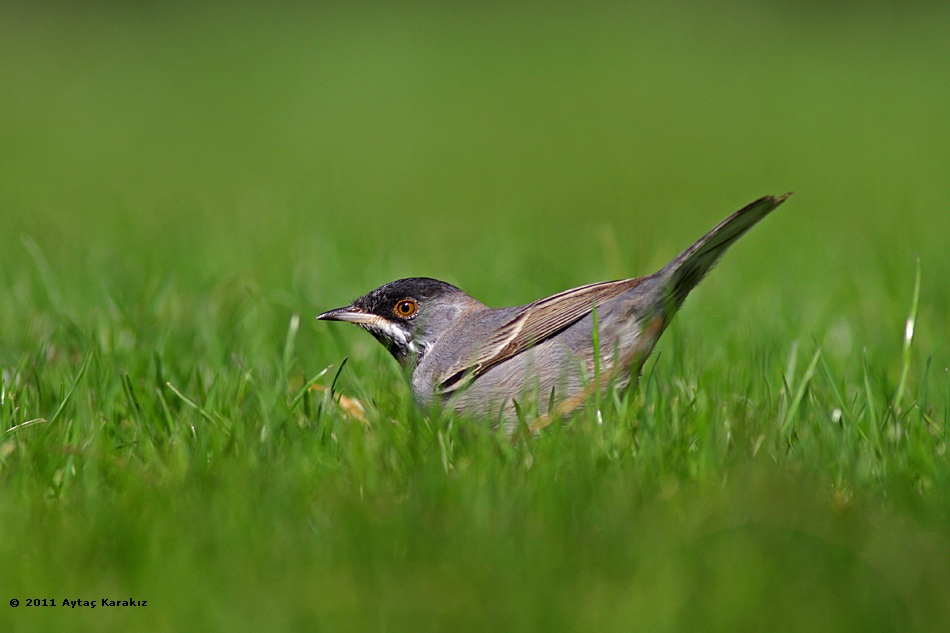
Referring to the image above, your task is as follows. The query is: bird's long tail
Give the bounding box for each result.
[527,193,791,435]
[660,193,792,311]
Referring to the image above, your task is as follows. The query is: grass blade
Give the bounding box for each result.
[21,236,65,314]
[282,313,301,371]
[288,364,334,413]
[47,348,94,427]
[781,346,822,437]
[892,257,921,413]
[166,381,219,425]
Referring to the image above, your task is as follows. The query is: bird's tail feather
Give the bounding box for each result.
[660,193,791,310]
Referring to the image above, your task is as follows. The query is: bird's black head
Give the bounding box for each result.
[318,277,475,365]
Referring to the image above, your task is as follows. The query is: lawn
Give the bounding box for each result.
[1,2,949,631]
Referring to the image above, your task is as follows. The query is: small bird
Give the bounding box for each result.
[319,194,790,431]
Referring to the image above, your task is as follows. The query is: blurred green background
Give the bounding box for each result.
[4,1,948,307]
[1,1,949,631]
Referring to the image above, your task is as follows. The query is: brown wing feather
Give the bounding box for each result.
[436,278,644,393]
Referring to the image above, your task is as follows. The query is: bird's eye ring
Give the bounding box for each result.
[393,298,418,318]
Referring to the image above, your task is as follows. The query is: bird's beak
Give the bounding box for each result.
[317,306,381,325]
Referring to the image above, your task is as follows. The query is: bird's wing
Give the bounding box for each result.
[435,278,644,394]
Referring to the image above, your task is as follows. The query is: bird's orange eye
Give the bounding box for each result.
[393,299,418,318]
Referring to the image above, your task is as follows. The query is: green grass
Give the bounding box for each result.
[2,2,949,631]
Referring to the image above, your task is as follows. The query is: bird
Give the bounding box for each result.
[318,194,790,431]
